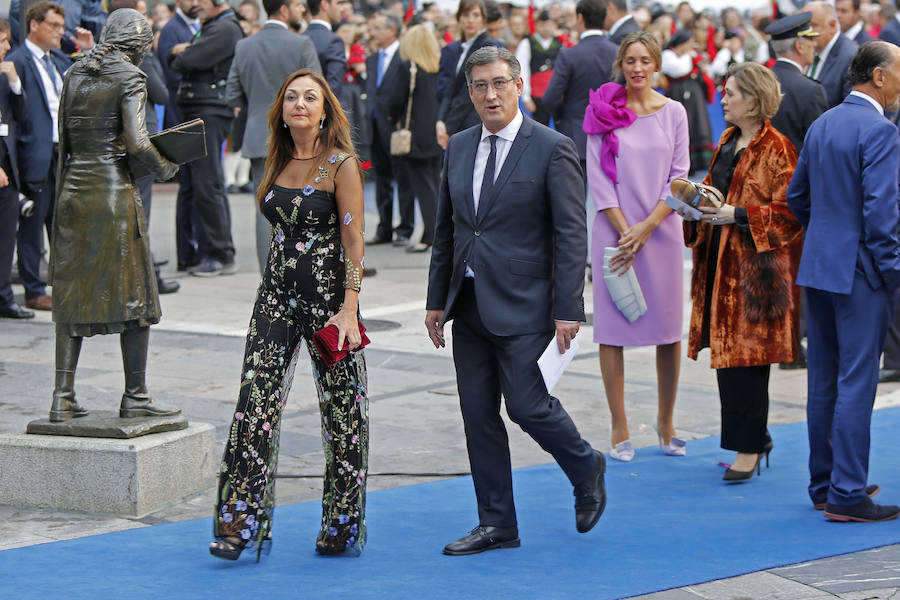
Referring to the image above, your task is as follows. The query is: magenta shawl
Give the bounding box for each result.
[582,82,637,184]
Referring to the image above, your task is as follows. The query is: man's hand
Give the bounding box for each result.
[435,121,449,150]
[0,61,19,85]
[0,166,9,188]
[71,27,95,50]
[555,320,579,354]
[171,42,191,56]
[425,310,445,348]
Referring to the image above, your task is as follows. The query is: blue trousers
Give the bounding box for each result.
[806,272,894,506]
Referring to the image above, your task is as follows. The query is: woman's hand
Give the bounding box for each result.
[618,219,654,255]
[699,204,736,225]
[325,307,361,352]
[608,247,634,275]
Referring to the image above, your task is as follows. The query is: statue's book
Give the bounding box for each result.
[130,118,207,180]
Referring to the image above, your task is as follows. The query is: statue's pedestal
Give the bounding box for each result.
[0,419,216,517]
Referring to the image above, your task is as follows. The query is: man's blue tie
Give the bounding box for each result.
[376,50,386,87]
[41,53,60,95]
[477,135,498,212]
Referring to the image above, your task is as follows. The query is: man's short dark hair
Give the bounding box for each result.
[263,0,289,17]
[484,0,502,24]
[307,0,324,16]
[26,1,66,34]
[577,0,607,29]
[608,0,628,12]
[108,0,139,13]
[847,41,896,86]
[465,45,521,83]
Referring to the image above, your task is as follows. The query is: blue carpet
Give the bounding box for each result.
[7,407,900,600]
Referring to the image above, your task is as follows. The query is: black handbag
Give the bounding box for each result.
[176,78,228,107]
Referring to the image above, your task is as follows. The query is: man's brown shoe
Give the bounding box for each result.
[25,294,52,310]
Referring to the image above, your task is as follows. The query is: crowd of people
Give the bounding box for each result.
[3,0,900,560]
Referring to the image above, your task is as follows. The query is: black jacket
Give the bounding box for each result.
[168,8,243,118]
[770,59,827,153]
[365,47,402,148]
[388,61,442,159]
[302,22,345,98]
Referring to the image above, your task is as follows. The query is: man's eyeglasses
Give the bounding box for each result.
[468,77,515,95]
[41,20,65,32]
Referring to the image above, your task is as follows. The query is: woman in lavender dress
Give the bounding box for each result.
[584,31,689,462]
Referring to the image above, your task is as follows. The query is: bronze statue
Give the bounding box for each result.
[49,8,179,422]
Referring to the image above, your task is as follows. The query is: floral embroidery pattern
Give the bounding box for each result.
[214,153,367,555]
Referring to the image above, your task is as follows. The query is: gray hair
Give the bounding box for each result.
[378,9,402,35]
[464,46,521,84]
[771,37,798,57]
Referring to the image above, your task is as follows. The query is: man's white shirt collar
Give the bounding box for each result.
[776,57,804,73]
[580,29,604,39]
[817,30,839,67]
[309,19,332,29]
[849,90,884,115]
[481,109,523,145]
[608,14,632,37]
[264,19,288,28]
[379,39,399,68]
[176,7,199,29]
[844,20,863,41]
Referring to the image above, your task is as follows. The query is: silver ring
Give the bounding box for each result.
[712,217,719,223]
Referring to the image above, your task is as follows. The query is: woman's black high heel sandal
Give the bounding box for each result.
[210,537,247,561]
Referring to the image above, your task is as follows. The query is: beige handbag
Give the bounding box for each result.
[390,63,417,156]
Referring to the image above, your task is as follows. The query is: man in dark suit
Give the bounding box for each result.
[766,12,828,153]
[837,0,874,45]
[426,46,606,555]
[880,1,900,47]
[168,0,244,277]
[0,18,31,320]
[543,0,617,174]
[787,41,900,523]
[227,0,320,273]
[302,0,344,99]
[805,1,859,108]
[605,0,639,45]
[435,0,502,148]
[158,0,205,272]
[365,10,414,246]
[8,1,76,312]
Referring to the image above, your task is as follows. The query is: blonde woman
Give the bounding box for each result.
[389,24,443,252]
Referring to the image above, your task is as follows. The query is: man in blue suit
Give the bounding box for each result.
[837,0,874,45]
[8,1,77,311]
[787,41,900,522]
[805,1,859,108]
[542,0,617,175]
[302,0,344,99]
[426,46,606,555]
[879,1,900,47]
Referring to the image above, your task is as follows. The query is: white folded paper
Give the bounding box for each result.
[538,337,579,393]
[602,247,647,323]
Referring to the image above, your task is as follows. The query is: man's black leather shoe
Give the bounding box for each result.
[442,525,520,555]
[0,303,35,319]
[824,497,900,522]
[157,278,180,294]
[879,369,900,383]
[574,450,607,533]
[392,235,410,247]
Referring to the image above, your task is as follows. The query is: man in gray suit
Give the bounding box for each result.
[425,46,606,556]
[226,0,320,273]
[605,0,640,45]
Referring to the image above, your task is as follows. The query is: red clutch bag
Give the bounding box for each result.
[313,321,370,367]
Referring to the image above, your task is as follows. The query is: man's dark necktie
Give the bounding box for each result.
[41,53,60,95]
[477,135,498,212]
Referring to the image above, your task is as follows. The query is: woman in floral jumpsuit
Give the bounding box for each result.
[210,69,368,560]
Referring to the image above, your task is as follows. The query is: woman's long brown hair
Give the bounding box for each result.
[256,69,359,207]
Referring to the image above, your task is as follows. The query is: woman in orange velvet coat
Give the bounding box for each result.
[681,63,803,482]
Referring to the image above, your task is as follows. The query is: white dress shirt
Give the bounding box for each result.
[849,90,884,115]
[844,20,864,41]
[465,110,524,277]
[25,38,62,144]
[811,31,839,80]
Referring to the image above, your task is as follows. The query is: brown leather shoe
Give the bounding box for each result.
[25,294,52,311]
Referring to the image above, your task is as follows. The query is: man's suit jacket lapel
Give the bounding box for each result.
[475,117,533,224]
[24,57,51,117]
[460,127,480,225]
[380,51,401,90]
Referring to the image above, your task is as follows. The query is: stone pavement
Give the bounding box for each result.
[3,183,900,599]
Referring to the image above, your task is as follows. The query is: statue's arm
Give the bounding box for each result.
[121,74,177,181]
